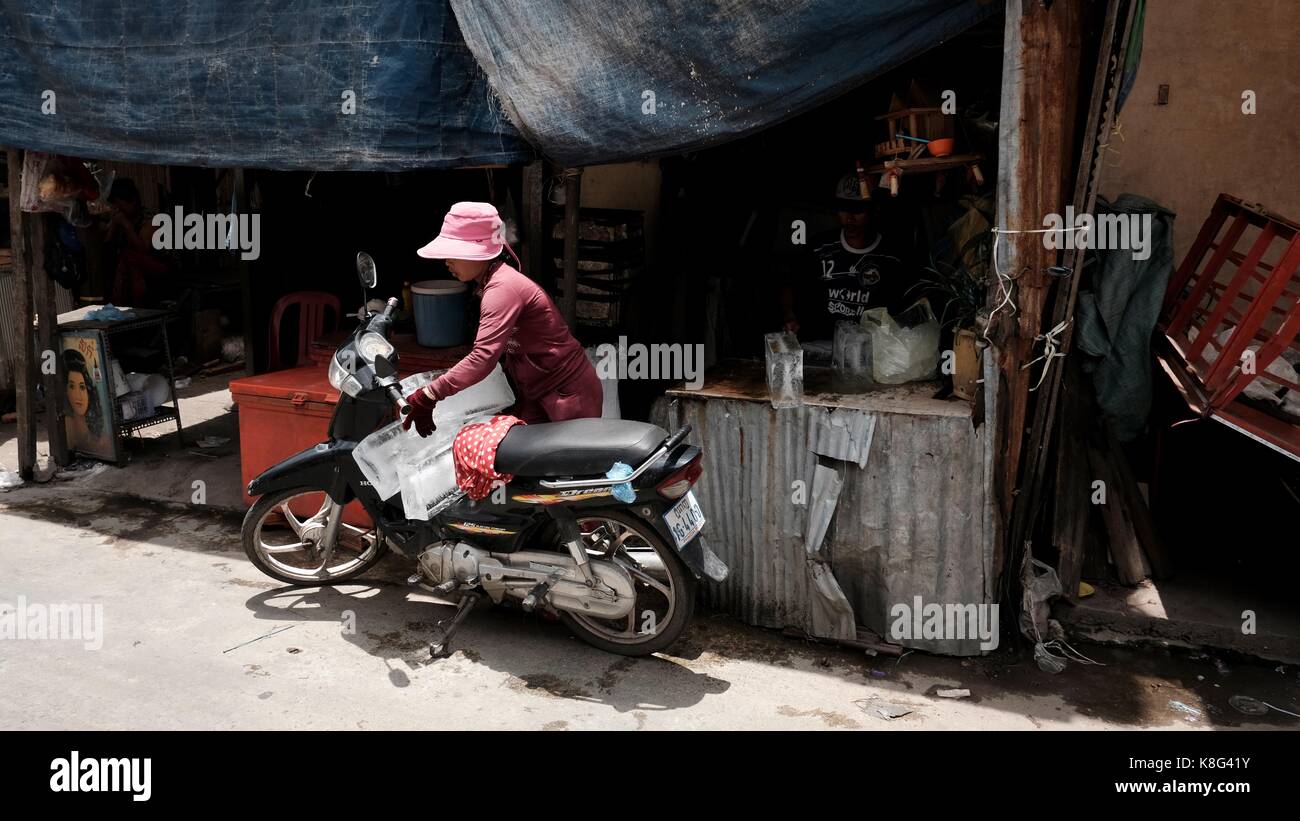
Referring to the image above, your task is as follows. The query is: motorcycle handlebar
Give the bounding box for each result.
[389,385,410,416]
[382,296,399,320]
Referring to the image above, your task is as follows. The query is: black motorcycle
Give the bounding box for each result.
[241,253,727,657]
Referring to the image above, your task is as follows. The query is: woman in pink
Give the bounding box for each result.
[402,202,603,435]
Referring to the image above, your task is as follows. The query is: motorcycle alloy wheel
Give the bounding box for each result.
[242,486,388,585]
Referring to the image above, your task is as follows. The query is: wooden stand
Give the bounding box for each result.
[867,154,985,197]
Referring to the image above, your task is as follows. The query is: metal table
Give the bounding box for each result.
[58,306,184,462]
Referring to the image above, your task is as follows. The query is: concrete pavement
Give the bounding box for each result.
[2,487,1298,730]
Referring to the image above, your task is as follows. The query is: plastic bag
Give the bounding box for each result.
[19,152,112,225]
[863,301,941,384]
[586,345,622,418]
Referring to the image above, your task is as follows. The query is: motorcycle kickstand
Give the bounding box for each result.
[428,588,481,660]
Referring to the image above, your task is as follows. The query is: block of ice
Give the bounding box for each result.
[764,331,804,410]
[356,364,515,501]
[397,436,464,521]
[832,320,875,388]
[404,364,514,427]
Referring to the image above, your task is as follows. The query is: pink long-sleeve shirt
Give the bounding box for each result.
[426,263,594,405]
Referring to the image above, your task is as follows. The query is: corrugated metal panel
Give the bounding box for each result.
[0,260,77,392]
[654,393,994,655]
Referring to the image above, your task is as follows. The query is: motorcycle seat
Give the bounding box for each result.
[494,418,668,478]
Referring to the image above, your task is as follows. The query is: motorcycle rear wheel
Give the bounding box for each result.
[558,511,696,656]
[242,486,388,585]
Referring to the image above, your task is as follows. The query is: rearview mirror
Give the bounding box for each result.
[356,252,378,289]
[373,353,397,379]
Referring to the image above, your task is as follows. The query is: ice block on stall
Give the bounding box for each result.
[832,320,875,388]
[764,331,804,409]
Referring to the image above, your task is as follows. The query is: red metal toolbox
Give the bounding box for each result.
[229,365,373,525]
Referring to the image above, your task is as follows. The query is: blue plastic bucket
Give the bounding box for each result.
[411,279,469,347]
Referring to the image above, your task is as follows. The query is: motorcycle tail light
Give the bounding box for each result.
[656,454,703,499]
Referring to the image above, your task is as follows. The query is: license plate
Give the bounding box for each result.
[664,491,706,549]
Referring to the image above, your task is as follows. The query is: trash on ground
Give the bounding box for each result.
[936,688,971,699]
[1034,642,1067,673]
[855,697,912,720]
[1229,694,1300,719]
[0,465,23,491]
[53,461,110,481]
[196,435,231,449]
[1168,700,1201,721]
[221,624,296,654]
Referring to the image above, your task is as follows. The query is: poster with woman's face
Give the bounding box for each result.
[61,332,117,461]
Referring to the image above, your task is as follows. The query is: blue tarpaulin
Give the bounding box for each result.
[451,0,996,166]
[0,1,994,170]
[0,0,531,169]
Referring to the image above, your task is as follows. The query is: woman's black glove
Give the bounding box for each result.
[401,386,438,438]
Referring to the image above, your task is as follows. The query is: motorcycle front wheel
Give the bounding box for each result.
[559,510,697,656]
[242,486,388,585]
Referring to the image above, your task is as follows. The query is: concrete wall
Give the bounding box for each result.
[1101,0,1300,264]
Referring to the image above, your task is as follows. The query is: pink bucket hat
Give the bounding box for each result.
[418,202,511,261]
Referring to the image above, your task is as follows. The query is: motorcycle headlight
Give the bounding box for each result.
[329,353,364,397]
[357,332,395,365]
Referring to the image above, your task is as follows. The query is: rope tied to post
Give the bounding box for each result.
[1021,318,1071,391]
[985,224,1090,346]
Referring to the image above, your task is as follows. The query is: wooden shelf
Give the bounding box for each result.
[866,153,983,173]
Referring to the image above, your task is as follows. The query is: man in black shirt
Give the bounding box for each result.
[780,174,911,343]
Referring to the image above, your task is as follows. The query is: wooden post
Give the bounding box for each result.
[522,160,545,279]
[6,148,37,480]
[989,0,1086,577]
[33,212,68,466]
[1003,0,1139,595]
[1053,360,1091,600]
[560,168,582,328]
